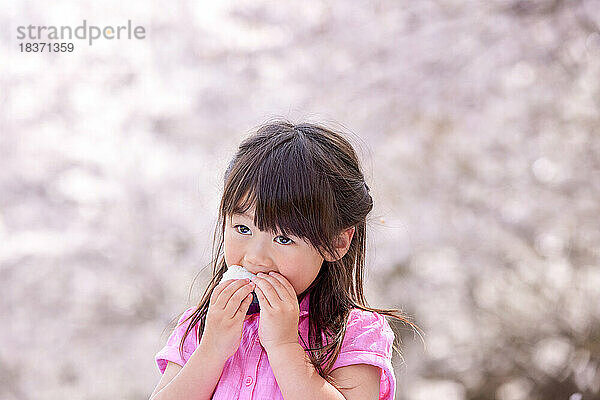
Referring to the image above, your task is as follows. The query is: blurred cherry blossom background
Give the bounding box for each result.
[2,0,600,399]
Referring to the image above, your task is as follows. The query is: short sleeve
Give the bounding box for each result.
[331,309,397,400]
[155,307,199,374]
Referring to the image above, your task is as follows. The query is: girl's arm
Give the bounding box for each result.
[267,343,347,400]
[152,279,255,399]
[151,342,227,400]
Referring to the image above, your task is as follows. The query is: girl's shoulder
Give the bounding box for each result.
[176,306,197,326]
[347,307,392,329]
[331,307,397,399]
[172,306,201,348]
[343,308,395,352]
[155,306,200,374]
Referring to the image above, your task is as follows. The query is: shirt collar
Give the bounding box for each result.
[299,292,310,319]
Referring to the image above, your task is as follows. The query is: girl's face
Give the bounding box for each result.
[224,205,325,298]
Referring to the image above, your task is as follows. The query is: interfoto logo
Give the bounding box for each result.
[16,20,146,46]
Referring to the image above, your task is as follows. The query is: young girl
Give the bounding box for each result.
[150,120,419,400]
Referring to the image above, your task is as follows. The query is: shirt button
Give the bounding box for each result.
[245,376,253,386]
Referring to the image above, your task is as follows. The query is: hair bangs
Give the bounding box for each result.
[223,134,336,255]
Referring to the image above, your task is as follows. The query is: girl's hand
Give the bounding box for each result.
[200,278,256,361]
[252,272,300,353]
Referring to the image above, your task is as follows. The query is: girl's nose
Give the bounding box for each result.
[244,255,273,272]
[244,244,273,271]
[244,257,273,275]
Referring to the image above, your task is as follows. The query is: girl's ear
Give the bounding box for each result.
[323,226,356,262]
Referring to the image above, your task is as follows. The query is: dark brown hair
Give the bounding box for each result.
[173,119,421,391]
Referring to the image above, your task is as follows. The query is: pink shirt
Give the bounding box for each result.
[155,293,396,399]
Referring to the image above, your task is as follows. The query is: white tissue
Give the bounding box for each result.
[221,264,256,282]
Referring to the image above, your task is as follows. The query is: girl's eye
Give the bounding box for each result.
[234,225,251,234]
[275,236,294,245]
[233,225,294,245]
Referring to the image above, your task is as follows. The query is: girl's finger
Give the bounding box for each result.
[253,274,282,303]
[225,281,255,318]
[216,279,250,309]
[257,272,290,302]
[254,285,272,309]
[234,291,254,320]
[267,272,297,298]
[211,279,237,303]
